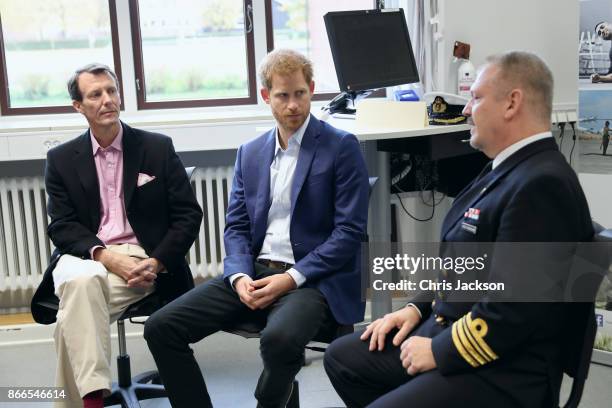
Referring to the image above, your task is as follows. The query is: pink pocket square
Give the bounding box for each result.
[137,173,156,187]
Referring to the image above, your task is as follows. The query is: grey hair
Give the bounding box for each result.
[67,63,119,101]
[486,51,554,123]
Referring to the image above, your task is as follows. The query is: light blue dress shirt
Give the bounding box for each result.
[229,116,311,288]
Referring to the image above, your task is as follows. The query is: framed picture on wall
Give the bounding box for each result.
[577,90,612,175]
[580,0,612,90]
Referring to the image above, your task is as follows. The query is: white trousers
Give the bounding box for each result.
[52,244,153,407]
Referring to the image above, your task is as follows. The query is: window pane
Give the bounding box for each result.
[271,0,374,94]
[0,0,116,108]
[137,0,249,102]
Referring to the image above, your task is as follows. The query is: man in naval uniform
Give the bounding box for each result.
[324,51,594,408]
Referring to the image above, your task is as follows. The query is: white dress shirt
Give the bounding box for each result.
[230,116,310,288]
[492,131,553,169]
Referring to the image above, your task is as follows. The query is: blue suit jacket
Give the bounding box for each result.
[223,115,369,325]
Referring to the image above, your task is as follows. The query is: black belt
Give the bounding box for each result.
[256,259,294,271]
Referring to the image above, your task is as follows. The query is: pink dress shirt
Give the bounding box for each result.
[89,127,139,258]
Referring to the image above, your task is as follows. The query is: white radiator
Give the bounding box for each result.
[187,166,234,279]
[0,166,234,310]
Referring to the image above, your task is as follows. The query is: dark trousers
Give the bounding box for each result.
[324,316,524,408]
[144,263,334,408]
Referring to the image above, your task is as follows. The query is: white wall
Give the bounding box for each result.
[436,0,578,111]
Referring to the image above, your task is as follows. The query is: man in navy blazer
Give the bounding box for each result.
[324,52,594,407]
[145,49,369,408]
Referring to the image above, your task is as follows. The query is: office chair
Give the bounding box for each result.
[559,222,611,408]
[33,167,197,408]
[223,177,378,408]
[35,291,166,407]
[104,293,166,407]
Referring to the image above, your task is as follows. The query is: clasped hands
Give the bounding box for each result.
[234,273,297,310]
[360,306,437,376]
[94,248,162,289]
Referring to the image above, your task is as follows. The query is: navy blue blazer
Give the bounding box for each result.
[223,115,369,325]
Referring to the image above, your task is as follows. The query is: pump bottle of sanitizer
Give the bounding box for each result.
[458,58,476,99]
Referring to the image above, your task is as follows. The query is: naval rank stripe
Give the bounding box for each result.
[466,313,499,361]
[451,321,479,367]
[460,318,492,364]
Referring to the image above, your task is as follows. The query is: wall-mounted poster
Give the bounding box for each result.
[580,0,612,89]
[580,0,612,360]
[578,90,612,175]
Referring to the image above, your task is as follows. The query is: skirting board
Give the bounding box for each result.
[593,349,612,367]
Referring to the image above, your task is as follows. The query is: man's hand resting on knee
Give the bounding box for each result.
[127,258,162,288]
[400,336,436,375]
[93,248,161,288]
[249,273,297,309]
[234,276,258,310]
[233,273,297,310]
[360,306,421,351]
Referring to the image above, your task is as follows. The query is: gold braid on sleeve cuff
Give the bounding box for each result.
[451,312,499,367]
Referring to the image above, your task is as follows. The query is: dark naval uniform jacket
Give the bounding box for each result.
[409,137,593,406]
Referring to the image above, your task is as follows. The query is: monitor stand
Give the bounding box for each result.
[323,90,373,115]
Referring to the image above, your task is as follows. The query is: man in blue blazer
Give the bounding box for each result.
[324,52,594,408]
[145,49,369,408]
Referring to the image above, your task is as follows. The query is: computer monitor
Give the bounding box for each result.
[323,8,419,114]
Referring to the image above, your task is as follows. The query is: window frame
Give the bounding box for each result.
[128,0,257,110]
[0,0,124,116]
[263,0,379,101]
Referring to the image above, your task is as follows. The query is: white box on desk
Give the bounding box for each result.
[356,100,428,130]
